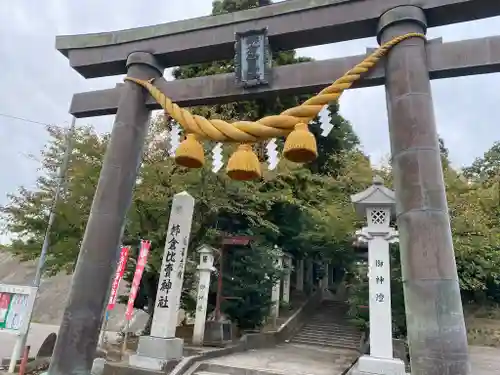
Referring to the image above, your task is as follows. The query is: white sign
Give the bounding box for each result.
[0,284,37,335]
[151,191,195,338]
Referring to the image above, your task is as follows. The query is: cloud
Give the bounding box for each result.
[0,0,499,221]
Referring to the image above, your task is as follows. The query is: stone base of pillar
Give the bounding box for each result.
[128,336,184,371]
[203,321,233,346]
[350,355,406,375]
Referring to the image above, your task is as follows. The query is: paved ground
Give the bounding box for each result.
[0,323,59,361]
[205,344,358,375]
[0,325,499,375]
[203,344,500,375]
[470,346,500,375]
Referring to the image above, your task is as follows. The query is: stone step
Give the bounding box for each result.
[302,322,358,331]
[293,332,360,345]
[314,306,348,311]
[295,331,361,340]
[318,306,348,311]
[297,329,361,339]
[308,316,349,321]
[306,316,352,321]
[320,301,348,306]
[293,331,360,340]
[314,311,348,315]
[291,336,360,350]
[300,323,359,331]
[294,330,360,340]
[307,316,350,325]
[196,363,287,375]
[316,305,348,310]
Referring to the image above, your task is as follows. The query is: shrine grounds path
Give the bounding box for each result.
[201,344,500,375]
[469,346,500,375]
[0,323,59,361]
[1,326,500,374]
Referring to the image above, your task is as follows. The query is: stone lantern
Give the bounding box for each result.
[192,244,216,345]
[270,246,284,327]
[350,176,404,375]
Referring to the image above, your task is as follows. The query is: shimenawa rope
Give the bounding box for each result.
[124,33,425,180]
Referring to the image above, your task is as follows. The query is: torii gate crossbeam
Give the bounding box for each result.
[68,36,500,117]
[47,1,500,375]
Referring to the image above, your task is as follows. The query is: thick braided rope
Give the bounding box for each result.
[125,32,425,142]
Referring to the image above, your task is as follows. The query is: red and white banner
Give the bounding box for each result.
[107,246,130,311]
[125,240,151,321]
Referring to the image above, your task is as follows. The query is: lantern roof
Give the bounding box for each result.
[350,176,396,217]
[197,244,217,255]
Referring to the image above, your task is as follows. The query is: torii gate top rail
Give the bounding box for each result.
[56,0,500,78]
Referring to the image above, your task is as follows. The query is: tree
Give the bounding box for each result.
[464,141,500,184]
[220,242,284,330]
[0,126,106,275]
[0,0,371,334]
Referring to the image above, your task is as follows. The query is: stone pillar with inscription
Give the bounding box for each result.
[192,245,215,346]
[321,263,329,290]
[282,254,292,304]
[305,259,313,291]
[350,176,404,375]
[129,191,195,371]
[271,249,284,325]
[296,259,304,292]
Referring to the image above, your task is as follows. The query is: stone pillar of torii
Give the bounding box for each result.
[350,176,405,375]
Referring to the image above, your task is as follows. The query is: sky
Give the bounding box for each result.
[0,0,499,241]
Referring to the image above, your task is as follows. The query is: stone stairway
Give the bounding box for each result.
[291,300,361,350]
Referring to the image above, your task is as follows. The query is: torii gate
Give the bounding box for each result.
[50,1,500,375]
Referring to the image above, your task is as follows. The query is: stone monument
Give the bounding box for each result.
[282,254,292,304]
[271,247,283,326]
[350,176,403,375]
[295,259,304,292]
[192,244,216,346]
[129,191,195,371]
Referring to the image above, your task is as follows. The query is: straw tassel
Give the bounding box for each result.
[174,133,205,168]
[283,123,318,163]
[226,144,261,181]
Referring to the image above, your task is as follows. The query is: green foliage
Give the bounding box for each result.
[464,141,500,184]
[0,126,105,275]
[221,242,284,330]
